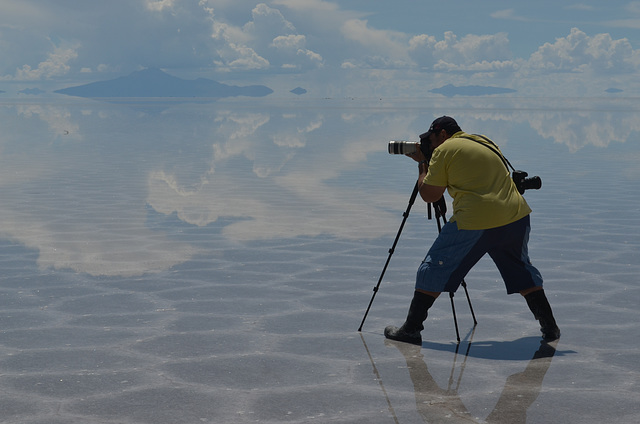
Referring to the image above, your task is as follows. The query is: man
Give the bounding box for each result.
[384,116,560,346]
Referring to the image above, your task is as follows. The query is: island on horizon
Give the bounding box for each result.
[54,68,274,98]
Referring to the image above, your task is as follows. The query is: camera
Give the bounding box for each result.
[388,138,432,159]
[512,170,542,194]
[388,141,420,155]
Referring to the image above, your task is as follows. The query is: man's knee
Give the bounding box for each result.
[519,286,543,296]
[416,289,441,298]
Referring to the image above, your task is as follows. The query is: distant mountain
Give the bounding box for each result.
[54,68,273,98]
[430,84,517,97]
[605,88,623,93]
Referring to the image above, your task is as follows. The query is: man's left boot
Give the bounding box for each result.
[525,289,561,341]
[384,291,436,346]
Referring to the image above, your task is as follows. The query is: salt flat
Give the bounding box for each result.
[0,97,637,423]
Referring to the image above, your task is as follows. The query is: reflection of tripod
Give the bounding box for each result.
[358,181,477,342]
[377,335,559,424]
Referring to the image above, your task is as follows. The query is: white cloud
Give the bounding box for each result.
[341,19,408,62]
[271,34,306,50]
[245,3,324,69]
[452,33,512,63]
[526,28,640,74]
[211,21,251,45]
[407,34,438,68]
[2,1,226,79]
[270,34,323,68]
[215,42,270,71]
[299,48,323,63]
[409,31,514,72]
[2,1,640,97]
[210,14,270,71]
[272,0,339,13]
[245,3,296,36]
[210,3,325,71]
[13,44,78,80]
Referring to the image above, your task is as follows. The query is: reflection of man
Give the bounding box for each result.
[388,339,557,424]
[385,116,560,345]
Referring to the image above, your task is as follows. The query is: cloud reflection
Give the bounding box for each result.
[146,105,410,241]
[1,97,637,276]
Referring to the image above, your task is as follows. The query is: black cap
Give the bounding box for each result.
[419,116,461,140]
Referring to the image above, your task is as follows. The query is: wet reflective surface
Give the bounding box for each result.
[0,97,638,423]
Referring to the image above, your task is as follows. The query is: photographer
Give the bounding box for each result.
[385,116,560,345]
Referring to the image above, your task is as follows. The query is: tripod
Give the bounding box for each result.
[358,181,477,343]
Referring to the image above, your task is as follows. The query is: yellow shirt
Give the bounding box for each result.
[423,131,531,230]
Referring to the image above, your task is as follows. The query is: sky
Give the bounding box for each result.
[2,0,640,97]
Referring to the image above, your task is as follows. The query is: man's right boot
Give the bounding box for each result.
[525,289,561,341]
[384,291,436,346]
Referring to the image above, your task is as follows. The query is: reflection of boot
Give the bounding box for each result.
[486,340,557,424]
[525,290,561,341]
[533,339,557,360]
[385,335,473,422]
[384,291,436,345]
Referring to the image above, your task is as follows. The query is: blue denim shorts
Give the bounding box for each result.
[415,215,543,294]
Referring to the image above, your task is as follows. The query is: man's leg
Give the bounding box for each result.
[384,291,438,345]
[487,216,560,340]
[521,288,561,340]
[386,221,484,345]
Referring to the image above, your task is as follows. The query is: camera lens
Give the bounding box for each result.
[523,176,542,190]
[388,141,419,155]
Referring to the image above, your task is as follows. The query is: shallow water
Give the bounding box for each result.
[0,96,638,423]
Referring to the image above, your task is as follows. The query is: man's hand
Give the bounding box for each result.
[406,149,426,163]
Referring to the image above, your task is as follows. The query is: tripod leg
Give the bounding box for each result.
[358,181,420,331]
[461,281,478,325]
[449,292,461,343]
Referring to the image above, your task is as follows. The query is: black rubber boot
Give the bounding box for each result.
[384,291,436,345]
[525,289,561,341]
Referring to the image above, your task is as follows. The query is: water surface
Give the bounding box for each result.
[0,96,638,423]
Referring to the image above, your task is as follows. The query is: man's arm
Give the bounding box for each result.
[417,161,446,203]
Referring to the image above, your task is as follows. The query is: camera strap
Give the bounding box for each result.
[458,134,515,173]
